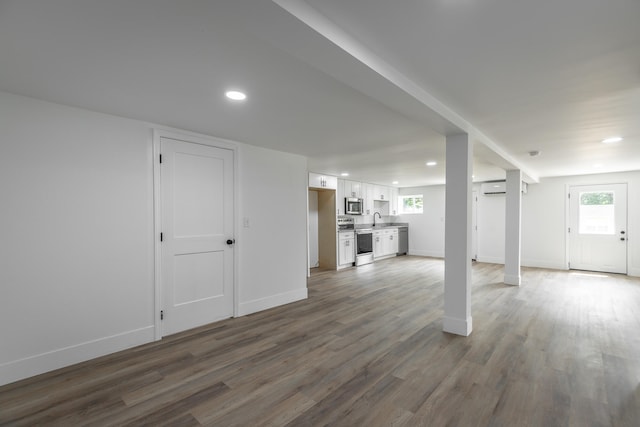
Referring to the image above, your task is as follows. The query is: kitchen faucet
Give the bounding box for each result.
[373,211,382,227]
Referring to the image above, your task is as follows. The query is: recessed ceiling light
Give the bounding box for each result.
[426,161,437,166]
[341,172,349,177]
[392,181,399,185]
[225,90,246,101]
[602,136,622,144]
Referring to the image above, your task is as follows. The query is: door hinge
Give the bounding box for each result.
[568,193,570,199]
[568,227,570,233]
[160,232,163,242]
[160,310,164,320]
[159,154,163,163]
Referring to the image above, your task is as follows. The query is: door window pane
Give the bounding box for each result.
[579,191,615,235]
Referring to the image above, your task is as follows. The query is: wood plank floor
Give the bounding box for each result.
[2,257,640,426]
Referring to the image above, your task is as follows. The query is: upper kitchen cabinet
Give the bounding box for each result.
[362,183,374,215]
[343,180,362,198]
[373,185,390,201]
[309,172,337,190]
[389,187,399,216]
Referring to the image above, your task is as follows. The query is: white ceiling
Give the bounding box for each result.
[0,0,638,187]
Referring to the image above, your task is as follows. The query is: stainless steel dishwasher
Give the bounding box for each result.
[397,227,408,255]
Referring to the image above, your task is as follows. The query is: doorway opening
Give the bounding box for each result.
[308,189,336,274]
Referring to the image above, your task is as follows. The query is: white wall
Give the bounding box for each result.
[398,186,446,257]
[236,144,308,315]
[522,172,640,275]
[0,92,155,385]
[0,91,308,385]
[476,193,505,264]
[399,172,640,277]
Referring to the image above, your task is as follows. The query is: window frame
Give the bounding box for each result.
[398,194,424,215]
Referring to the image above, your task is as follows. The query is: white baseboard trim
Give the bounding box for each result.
[0,325,155,387]
[628,267,640,278]
[504,274,521,286]
[237,288,308,317]
[409,250,444,258]
[521,259,567,270]
[443,315,473,336]
[475,256,504,265]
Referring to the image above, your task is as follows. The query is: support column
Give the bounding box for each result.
[504,169,522,286]
[444,134,473,336]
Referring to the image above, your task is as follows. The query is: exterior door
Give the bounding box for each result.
[160,136,234,336]
[569,184,627,274]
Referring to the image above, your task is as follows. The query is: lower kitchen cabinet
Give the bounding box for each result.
[338,231,355,268]
[373,230,384,258]
[373,229,399,259]
[387,229,399,254]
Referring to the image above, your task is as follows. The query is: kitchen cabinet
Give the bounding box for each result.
[309,172,337,190]
[337,179,364,215]
[338,231,355,267]
[373,185,390,201]
[373,230,384,258]
[374,228,399,259]
[343,180,362,198]
[362,183,374,215]
[387,228,399,254]
[389,187,399,216]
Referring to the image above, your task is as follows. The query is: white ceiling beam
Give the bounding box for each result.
[273,0,540,183]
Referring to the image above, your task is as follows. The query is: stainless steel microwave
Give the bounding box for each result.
[345,197,363,215]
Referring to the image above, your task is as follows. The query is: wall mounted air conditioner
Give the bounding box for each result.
[481,181,506,195]
[480,180,528,195]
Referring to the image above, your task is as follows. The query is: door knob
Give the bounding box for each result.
[620,238,626,241]
[621,231,626,234]
[226,239,235,245]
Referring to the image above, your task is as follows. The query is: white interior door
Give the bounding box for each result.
[569,184,627,274]
[161,137,234,336]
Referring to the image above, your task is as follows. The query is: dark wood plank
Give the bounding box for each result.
[1,257,640,426]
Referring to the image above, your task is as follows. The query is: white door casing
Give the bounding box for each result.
[158,135,234,336]
[308,191,319,269]
[472,191,478,261]
[568,183,627,274]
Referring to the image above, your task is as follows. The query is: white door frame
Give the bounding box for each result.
[152,128,238,340]
[472,190,478,261]
[565,182,628,274]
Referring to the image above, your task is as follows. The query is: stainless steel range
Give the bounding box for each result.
[355,228,374,266]
[337,216,354,231]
